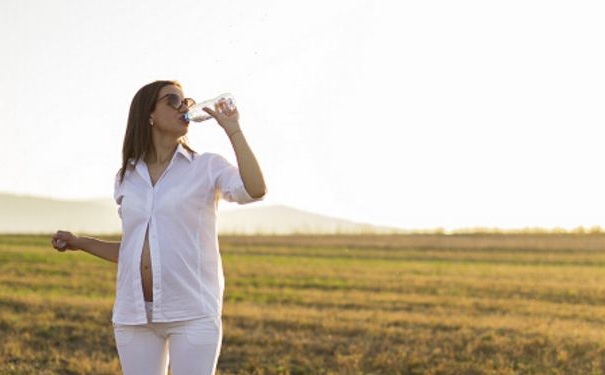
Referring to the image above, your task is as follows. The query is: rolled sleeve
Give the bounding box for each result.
[210,154,262,204]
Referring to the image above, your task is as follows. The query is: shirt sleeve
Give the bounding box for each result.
[209,153,262,204]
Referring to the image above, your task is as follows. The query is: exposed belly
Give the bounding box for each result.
[140,228,153,302]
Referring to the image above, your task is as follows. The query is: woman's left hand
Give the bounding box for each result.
[202,100,241,137]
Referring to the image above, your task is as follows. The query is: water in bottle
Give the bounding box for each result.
[184,93,236,122]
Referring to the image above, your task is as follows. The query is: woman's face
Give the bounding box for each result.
[150,85,191,138]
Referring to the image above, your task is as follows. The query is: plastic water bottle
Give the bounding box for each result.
[183,93,236,122]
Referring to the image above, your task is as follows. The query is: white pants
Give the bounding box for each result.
[113,302,222,375]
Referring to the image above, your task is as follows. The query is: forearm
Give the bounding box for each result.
[229,130,267,199]
[74,237,120,263]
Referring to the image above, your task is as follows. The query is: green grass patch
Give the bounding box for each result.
[3,234,605,374]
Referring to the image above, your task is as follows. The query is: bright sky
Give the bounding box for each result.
[1,0,604,230]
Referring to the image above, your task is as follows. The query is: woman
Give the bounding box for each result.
[51,80,266,375]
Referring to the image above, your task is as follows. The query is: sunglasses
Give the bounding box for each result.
[156,93,196,110]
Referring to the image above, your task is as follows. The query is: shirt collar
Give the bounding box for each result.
[175,143,193,163]
[128,143,193,166]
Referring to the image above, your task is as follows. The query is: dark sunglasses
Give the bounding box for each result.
[156,93,196,110]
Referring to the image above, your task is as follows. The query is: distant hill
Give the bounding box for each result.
[217,205,399,234]
[0,193,399,235]
[0,194,120,234]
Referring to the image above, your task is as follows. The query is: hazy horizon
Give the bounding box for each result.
[0,192,405,235]
[2,192,604,235]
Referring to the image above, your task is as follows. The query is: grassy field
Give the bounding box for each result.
[2,234,605,374]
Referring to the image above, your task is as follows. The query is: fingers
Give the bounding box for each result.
[52,231,70,251]
[218,99,227,114]
[202,106,217,117]
[56,239,67,251]
[202,101,240,136]
[219,98,237,115]
[51,238,67,251]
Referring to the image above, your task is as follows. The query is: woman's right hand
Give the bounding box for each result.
[51,230,80,252]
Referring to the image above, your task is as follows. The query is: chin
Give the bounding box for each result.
[177,123,189,134]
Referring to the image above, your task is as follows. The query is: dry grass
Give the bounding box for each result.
[2,234,605,374]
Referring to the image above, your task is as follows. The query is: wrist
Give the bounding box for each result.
[228,128,242,138]
[72,236,85,251]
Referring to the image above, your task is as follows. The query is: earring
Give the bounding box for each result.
[149,118,154,126]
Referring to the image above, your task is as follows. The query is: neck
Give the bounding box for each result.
[147,134,179,165]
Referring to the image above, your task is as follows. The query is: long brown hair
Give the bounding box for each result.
[118,80,193,183]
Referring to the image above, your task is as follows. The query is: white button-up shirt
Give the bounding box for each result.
[112,144,259,325]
